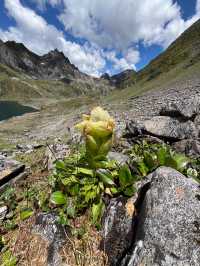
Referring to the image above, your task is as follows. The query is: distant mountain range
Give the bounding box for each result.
[0,18,199,102]
[0,40,90,80]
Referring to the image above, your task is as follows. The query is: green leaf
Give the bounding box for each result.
[50,191,67,205]
[110,187,118,194]
[172,154,190,170]
[67,206,76,218]
[75,168,93,176]
[137,161,149,176]
[119,165,133,187]
[98,139,112,156]
[20,208,34,221]
[55,160,66,170]
[62,175,78,186]
[68,184,80,196]
[164,155,177,169]
[1,250,17,266]
[93,155,107,162]
[86,135,98,155]
[97,169,115,186]
[157,147,168,165]
[124,185,137,197]
[91,200,105,224]
[144,151,157,171]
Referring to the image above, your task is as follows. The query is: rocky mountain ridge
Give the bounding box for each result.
[0,40,89,81]
[112,18,200,89]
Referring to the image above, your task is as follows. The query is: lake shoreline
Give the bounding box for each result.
[0,101,38,122]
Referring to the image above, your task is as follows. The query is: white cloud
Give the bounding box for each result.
[104,48,140,73]
[32,0,62,10]
[0,0,200,76]
[59,0,200,49]
[0,0,106,76]
[197,0,200,14]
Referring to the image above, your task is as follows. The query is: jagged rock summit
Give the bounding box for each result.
[0,40,86,80]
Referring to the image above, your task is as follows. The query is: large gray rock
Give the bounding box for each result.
[160,96,200,119]
[144,116,197,140]
[0,156,26,188]
[172,139,200,158]
[125,167,200,266]
[32,213,69,266]
[101,197,135,266]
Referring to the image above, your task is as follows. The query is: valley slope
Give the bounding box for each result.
[0,19,200,147]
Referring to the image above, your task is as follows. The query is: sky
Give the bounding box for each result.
[0,0,200,77]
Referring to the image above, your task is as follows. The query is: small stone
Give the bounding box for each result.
[0,206,8,222]
[108,151,130,165]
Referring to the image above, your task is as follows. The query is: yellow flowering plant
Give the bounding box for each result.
[75,106,115,168]
[49,107,137,226]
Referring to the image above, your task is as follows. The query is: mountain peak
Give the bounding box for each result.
[0,39,81,80]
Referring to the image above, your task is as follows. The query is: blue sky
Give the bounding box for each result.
[0,0,200,76]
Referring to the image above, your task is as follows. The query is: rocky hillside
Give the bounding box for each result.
[101,69,137,88]
[0,40,114,102]
[0,82,200,265]
[0,40,87,80]
[112,18,200,89]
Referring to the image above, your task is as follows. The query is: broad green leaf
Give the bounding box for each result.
[91,200,105,224]
[69,184,80,196]
[119,165,133,187]
[62,175,78,186]
[98,139,112,156]
[20,208,34,221]
[172,154,190,170]
[86,135,98,154]
[93,154,107,161]
[75,168,93,176]
[137,161,149,176]
[157,147,168,165]
[55,160,66,170]
[110,187,118,194]
[144,151,157,171]
[164,155,177,169]
[124,185,137,197]
[50,191,67,205]
[97,169,115,186]
[99,182,104,190]
[85,190,97,202]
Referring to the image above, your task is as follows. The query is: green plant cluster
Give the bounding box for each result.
[129,140,199,179]
[49,147,137,226]
[0,236,17,266]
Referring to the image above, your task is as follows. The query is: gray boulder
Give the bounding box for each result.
[32,213,69,266]
[0,156,26,188]
[144,116,197,140]
[172,139,200,158]
[101,197,136,265]
[160,96,200,119]
[125,167,200,266]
